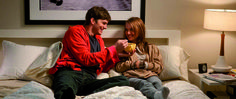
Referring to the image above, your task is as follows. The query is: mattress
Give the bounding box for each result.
[0,79,209,99]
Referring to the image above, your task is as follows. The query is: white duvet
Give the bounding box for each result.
[82,86,146,99]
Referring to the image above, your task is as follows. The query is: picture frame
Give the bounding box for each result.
[24,0,145,25]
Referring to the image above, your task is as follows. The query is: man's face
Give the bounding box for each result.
[92,19,109,35]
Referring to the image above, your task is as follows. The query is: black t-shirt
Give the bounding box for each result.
[89,35,101,53]
[82,34,101,78]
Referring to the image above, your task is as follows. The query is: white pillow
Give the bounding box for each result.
[158,45,190,81]
[0,40,47,80]
[22,41,63,87]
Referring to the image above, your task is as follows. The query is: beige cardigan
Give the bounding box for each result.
[115,44,163,78]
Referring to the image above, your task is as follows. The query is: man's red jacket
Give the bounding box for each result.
[49,25,120,75]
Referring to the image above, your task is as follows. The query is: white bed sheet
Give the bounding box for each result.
[163,80,209,99]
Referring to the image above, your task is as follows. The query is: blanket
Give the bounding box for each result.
[81,86,146,99]
[0,80,29,99]
[3,81,54,99]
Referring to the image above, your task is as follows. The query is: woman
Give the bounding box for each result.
[115,17,169,99]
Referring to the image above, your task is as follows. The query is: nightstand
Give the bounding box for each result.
[188,69,226,93]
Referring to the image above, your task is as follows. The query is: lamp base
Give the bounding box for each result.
[211,65,232,73]
[211,56,232,73]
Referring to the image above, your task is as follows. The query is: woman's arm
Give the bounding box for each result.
[115,57,136,73]
[115,61,131,73]
[145,45,163,74]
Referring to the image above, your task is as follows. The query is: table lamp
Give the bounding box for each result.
[203,9,236,73]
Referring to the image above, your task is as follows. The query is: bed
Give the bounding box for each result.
[0,30,209,99]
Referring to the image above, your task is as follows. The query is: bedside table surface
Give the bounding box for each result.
[189,69,224,86]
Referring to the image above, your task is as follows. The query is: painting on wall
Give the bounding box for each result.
[25,0,145,25]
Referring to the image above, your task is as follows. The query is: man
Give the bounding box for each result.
[49,6,131,99]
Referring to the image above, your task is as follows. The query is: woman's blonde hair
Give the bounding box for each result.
[124,17,149,53]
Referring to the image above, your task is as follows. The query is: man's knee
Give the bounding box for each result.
[113,76,129,85]
[54,86,75,99]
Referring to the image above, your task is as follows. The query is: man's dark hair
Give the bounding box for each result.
[84,6,111,25]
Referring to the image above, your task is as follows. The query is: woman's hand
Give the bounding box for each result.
[132,60,146,69]
[135,60,140,69]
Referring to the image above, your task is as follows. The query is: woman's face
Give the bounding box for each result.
[125,23,139,43]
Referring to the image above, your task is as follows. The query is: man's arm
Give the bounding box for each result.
[66,27,131,67]
[64,27,117,67]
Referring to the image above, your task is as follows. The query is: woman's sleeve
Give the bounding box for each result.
[145,45,163,74]
[115,58,134,73]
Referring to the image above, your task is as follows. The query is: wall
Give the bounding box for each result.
[0,0,236,69]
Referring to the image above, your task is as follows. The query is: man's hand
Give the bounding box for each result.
[114,39,128,53]
[117,47,135,57]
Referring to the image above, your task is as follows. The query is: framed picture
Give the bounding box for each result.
[25,0,145,25]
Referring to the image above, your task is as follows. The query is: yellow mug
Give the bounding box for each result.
[124,43,136,53]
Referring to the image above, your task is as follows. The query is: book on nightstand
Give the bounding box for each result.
[203,74,236,84]
[231,69,236,74]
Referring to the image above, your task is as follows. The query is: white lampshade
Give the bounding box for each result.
[204,9,236,31]
[203,9,236,72]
